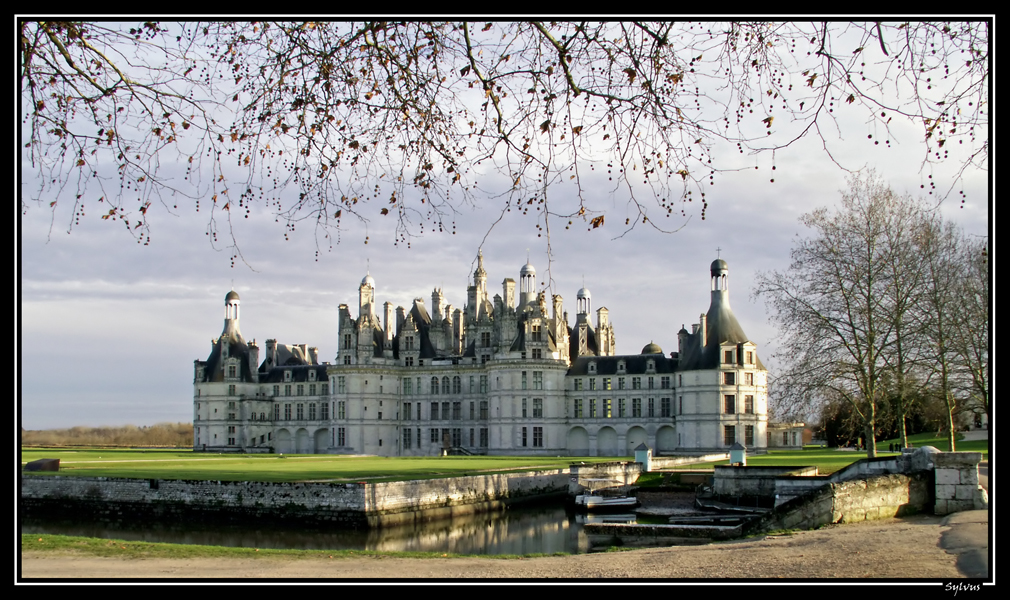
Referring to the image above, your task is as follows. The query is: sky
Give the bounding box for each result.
[18,22,990,430]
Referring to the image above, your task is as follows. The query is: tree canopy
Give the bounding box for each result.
[20,21,989,259]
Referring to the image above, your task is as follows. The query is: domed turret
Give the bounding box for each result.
[577,287,592,316]
[641,341,664,355]
[361,273,376,288]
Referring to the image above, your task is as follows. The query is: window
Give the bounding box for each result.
[745,425,755,447]
[573,379,583,391]
[745,395,754,414]
[453,376,461,394]
[618,398,626,417]
[309,383,316,396]
[533,398,543,418]
[404,378,413,395]
[724,395,736,413]
[724,350,734,364]
[724,372,735,385]
[431,428,440,443]
[284,403,292,420]
[470,428,474,447]
[284,370,292,382]
[481,331,491,347]
[746,351,754,364]
[469,402,475,420]
[533,371,543,390]
[296,403,304,420]
[617,361,626,373]
[479,375,488,393]
[522,371,528,390]
[404,356,414,367]
[442,377,451,395]
[338,401,346,419]
[661,398,671,417]
[297,384,305,396]
[284,384,291,397]
[480,428,488,448]
[724,425,736,446]
[431,402,439,420]
[648,377,655,390]
[745,372,754,386]
[618,377,626,390]
[442,402,450,421]
[783,431,790,445]
[678,396,683,415]
[481,354,490,364]
[403,428,412,449]
[602,377,611,390]
[431,377,440,395]
[590,399,597,418]
[452,428,462,447]
[272,385,280,396]
[321,402,329,420]
[533,426,543,447]
[531,324,542,342]
[321,383,329,395]
[274,404,280,420]
[661,376,671,389]
[228,384,236,396]
[522,427,528,447]
[589,378,597,391]
[404,336,414,351]
[308,403,316,420]
[648,398,655,418]
[632,398,641,418]
[588,362,596,374]
[227,365,237,378]
[404,402,412,420]
[573,398,583,418]
[632,377,641,390]
[337,427,346,446]
[309,370,316,382]
[469,376,475,393]
[479,401,488,420]
[522,398,528,418]
[531,348,542,359]
[338,376,346,393]
[603,399,612,418]
[452,402,461,420]
[343,334,352,349]
[343,355,351,365]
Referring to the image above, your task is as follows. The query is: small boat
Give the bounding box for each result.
[574,478,640,511]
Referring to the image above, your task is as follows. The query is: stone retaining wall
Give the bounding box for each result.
[21,470,569,528]
[933,451,986,515]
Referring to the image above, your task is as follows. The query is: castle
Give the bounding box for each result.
[193,255,768,456]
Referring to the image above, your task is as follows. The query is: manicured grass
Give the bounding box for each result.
[878,431,988,456]
[19,448,615,483]
[20,534,567,560]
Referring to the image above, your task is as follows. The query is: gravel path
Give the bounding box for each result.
[20,514,969,580]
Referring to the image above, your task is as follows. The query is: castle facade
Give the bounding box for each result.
[193,255,768,456]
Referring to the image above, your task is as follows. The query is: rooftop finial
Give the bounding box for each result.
[716,246,722,258]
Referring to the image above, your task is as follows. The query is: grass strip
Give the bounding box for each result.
[21,534,568,560]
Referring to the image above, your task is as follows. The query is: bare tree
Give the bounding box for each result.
[950,238,989,428]
[756,172,919,457]
[20,21,989,260]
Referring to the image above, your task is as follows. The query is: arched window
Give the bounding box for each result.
[431,377,439,395]
[442,376,451,394]
[453,376,462,394]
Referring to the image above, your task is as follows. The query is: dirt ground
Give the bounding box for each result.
[20,513,971,580]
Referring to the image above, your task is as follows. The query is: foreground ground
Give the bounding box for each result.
[21,511,987,580]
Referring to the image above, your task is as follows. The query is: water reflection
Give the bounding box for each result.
[22,504,594,555]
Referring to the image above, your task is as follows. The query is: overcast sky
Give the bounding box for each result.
[19,22,989,430]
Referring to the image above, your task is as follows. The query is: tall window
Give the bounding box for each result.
[284,384,291,396]
[479,375,488,393]
[431,377,439,395]
[573,379,583,391]
[273,385,280,396]
[618,377,626,390]
[533,427,543,447]
[479,428,488,448]
[404,402,412,420]
[745,395,754,414]
[442,377,451,395]
[724,425,736,446]
[531,324,542,342]
[573,398,583,418]
[521,371,528,390]
[452,402,461,420]
[724,395,736,414]
[442,402,450,421]
[603,399,612,418]
[632,398,641,417]
[296,403,304,420]
[746,351,754,364]
[745,372,754,386]
[589,378,597,391]
[274,404,280,420]
[469,376,475,393]
[308,403,316,420]
[745,425,754,447]
[522,398,528,418]
[430,402,439,420]
[533,398,543,418]
[228,384,236,396]
[403,427,412,449]
[724,372,735,385]
[531,348,542,359]
[309,383,316,396]
[284,403,292,420]
[338,401,346,419]
[338,376,346,393]
[337,427,346,446]
[618,398,626,417]
[479,401,488,420]
[632,377,641,390]
[661,376,670,389]
[590,399,597,418]
[227,365,237,378]
[661,398,671,417]
[481,331,491,347]
[453,376,461,394]
[724,350,734,364]
[404,378,413,395]
[533,371,543,390]
[297,384,305,396]
[602,377,611,390]
[648,398,655,418]
[521,427,528,447]
[321,402,329,420]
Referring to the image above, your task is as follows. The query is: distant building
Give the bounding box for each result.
[193,256,768,455]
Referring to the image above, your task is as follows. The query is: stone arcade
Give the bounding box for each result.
[193,256,768,456]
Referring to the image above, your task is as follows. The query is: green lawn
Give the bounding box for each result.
[19,448,614,483]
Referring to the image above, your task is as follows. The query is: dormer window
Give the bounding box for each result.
[284,370,292,382]
[588,361,597,374]
[646,360,655,373]
[617,361,626,373]
[308,370,317,382]
[723,350,734,364]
